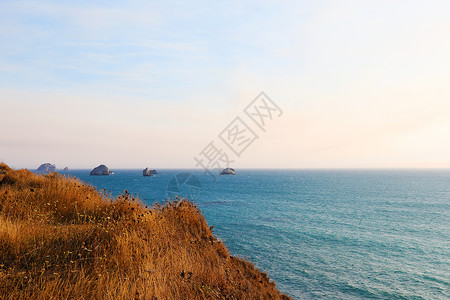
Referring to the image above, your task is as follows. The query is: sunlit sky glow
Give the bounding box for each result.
[1,0,450,169]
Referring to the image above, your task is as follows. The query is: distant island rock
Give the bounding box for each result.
[143,167,160,176]
[63,167,69,171]
[90,165,113,176]
[143,167,153,177]
[220,168,235,175]
[36,163,57,174]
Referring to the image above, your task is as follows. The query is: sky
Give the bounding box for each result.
[1,0,450,169]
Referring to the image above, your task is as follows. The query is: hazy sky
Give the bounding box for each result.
[1,0,450,169]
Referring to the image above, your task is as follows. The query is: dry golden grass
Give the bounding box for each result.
[0,163,290,300]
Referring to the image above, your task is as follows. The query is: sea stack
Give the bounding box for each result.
[220,168,235,175]
[89,164,112,176]
[63,167,69,171]
[36,163,57,174]
[143,167,153,177]
[143,167,159,176]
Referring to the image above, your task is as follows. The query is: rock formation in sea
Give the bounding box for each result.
[89,165,112,176]
[36,163,57,174]
[220,167,236,175]
[142,167,153,177]
[143,167,159,176]
[63,167,69,171]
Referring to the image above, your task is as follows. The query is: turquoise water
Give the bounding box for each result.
[59,169,450,299]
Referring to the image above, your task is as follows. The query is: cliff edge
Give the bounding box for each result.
[0,163,290,299]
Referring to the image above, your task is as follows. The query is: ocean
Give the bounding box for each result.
[58,169,450,299]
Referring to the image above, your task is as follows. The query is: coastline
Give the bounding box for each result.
[0,163,290,299]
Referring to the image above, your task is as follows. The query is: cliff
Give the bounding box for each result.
[0,163,290,299]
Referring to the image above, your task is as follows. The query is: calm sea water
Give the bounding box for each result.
[56,169,450,299]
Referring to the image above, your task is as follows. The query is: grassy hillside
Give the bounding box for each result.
[0,164,290,299]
